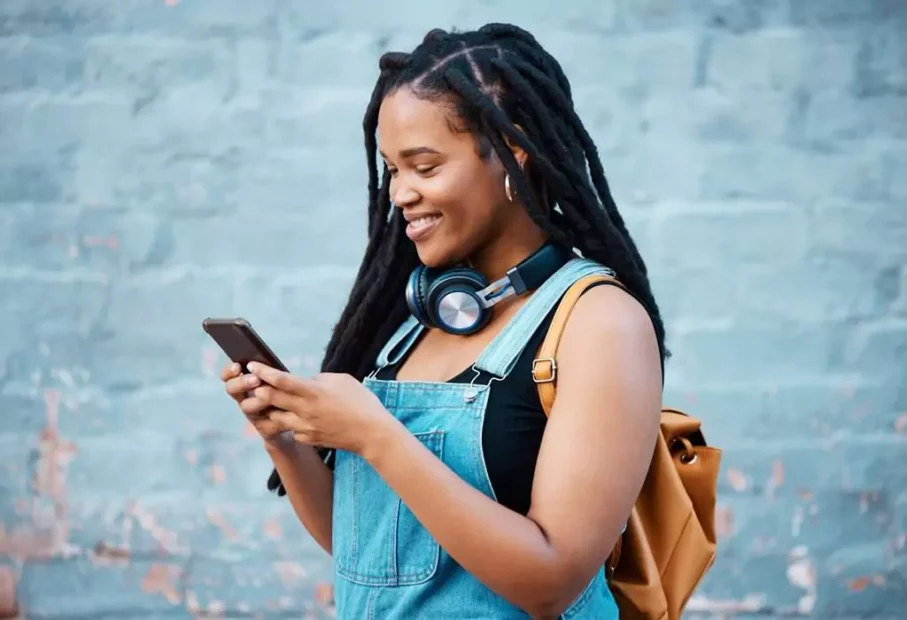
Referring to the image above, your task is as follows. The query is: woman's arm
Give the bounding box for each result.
[265,440,335,555]
[362,285,663,618]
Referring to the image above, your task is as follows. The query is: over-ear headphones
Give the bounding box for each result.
[405,243,572,335]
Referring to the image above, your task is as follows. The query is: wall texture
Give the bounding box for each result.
[1,0,905,618]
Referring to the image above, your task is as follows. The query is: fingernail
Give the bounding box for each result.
[246,375,259,386]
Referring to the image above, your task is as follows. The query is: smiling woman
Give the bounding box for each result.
[224,22,668,620]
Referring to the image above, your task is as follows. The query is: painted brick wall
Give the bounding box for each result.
[1,1,905,617]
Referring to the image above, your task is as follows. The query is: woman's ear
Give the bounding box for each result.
[503,124,529,170]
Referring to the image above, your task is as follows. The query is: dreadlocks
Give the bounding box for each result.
[269,22,667,494]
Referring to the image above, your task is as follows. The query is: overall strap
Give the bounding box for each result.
[370,315,424,375]
[474,258,615,378]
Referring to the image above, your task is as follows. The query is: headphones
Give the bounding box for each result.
[405,243,572,335]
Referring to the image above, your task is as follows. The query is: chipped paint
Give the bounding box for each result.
[127,502,185,555]
[92,540,131,566]
[205,509,240,543]
[13,388,81,560]
[726,467,748,492]
[208,464,226,485]
[141,563,182,605]
[714,505,734,539]
[314,582,334,608]
[770,460,784,487]
[791,505,804,537]
[848,576,870,592]
[82,234,119,249]
[185,590,200,614]
[685,592,767,613]
[786,546,818,614]
[202,347,219,376]
[274,561,308,588]
[0,566,18,618]
[262,518,282,540]
[895,412,907,434]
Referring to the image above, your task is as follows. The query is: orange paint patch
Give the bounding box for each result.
[82,234,119,249]
[848,576,870,592]
[0,522,56,560]
[0,565,18,617]
[315,582,334,607]
[141,563,182,604]
[28,389,78,558]
[771,461,784,488]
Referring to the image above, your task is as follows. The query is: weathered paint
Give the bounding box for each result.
[0,0,905,617]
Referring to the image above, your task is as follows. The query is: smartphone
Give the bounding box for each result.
[202,318,288,373]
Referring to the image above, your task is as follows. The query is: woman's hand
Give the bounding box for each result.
[221,362,290,447]
[245,362,398,456]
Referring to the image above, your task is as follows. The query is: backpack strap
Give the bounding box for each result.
[531,273,625,416]
[532,272,629,579]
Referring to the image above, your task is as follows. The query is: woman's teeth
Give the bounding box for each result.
[410,215,441,229]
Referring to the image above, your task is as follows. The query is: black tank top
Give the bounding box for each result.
[375,281,628,516]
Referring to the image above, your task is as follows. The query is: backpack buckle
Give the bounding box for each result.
[532,357,557,383]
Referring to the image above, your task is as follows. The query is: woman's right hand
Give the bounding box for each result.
[221,362,290,447]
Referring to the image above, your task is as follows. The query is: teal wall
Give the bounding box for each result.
[1,1,905,617]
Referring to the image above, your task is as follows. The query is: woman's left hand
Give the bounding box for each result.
[245,361,396,456]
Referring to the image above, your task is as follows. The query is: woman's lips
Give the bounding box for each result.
[406,214,443,241]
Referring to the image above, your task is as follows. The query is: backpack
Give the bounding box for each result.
[531,273,721,620]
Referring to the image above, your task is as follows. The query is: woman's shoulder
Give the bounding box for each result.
[560,269,652,334]
[558,277,661,377]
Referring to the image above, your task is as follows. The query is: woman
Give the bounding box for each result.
[221,23,664,619]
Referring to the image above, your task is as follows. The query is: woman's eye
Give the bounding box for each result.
[416,166,437,174]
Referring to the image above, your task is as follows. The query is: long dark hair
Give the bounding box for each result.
[269,23,666,494]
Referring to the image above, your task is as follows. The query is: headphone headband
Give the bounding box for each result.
[405,242,572,336]
[476,243,572,309]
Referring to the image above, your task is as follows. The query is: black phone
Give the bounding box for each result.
[202,317,288,372]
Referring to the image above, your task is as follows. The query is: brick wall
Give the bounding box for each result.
[1,1,904,617]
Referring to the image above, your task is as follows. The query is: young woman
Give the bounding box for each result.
[221,23,664,619]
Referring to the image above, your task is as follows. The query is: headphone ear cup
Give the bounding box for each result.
[426,268,490,334]
[406,265,435,327]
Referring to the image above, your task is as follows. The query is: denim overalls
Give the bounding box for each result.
[331,258,620,619]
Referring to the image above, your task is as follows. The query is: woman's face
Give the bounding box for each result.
[377,87,523,268]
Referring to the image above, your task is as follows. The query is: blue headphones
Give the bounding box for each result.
[405,243,572,335]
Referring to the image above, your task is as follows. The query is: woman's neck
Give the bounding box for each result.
[467,228,550,285]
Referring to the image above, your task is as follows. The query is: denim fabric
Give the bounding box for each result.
[331,258,620,619]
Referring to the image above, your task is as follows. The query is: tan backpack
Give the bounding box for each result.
[532,274,722,620]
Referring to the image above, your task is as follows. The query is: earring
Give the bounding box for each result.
[504,174,513,202]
